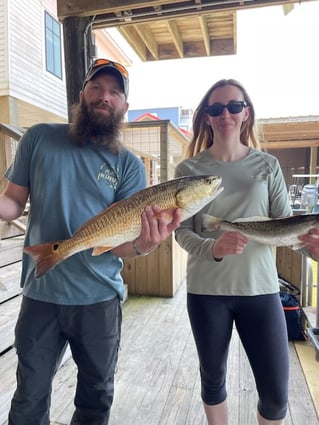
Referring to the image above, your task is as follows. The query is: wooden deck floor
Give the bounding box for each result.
[2,282,318,425]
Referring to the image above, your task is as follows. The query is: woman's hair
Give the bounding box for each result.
[185,79,260,158]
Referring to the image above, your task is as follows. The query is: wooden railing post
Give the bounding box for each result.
[0,131,7,193]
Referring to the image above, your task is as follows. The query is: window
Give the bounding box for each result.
[45,12,62,79]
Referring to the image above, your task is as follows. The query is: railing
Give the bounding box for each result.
[0,122,27,239]
[0,123,25,193]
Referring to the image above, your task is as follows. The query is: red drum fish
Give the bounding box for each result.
[25,175,223,277]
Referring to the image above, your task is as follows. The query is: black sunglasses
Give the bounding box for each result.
[205,100,248,117]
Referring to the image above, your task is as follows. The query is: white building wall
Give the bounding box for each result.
[0,0,8,94]
[7,0,67,118]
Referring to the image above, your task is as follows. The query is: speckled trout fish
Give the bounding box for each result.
[25,175,223,278]
[202,213,319,249]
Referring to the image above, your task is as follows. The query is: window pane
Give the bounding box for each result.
[45,11,62,79]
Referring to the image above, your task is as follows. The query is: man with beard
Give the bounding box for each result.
[1,58,181,425]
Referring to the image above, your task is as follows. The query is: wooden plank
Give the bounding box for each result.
[0,237,24,268]
[158,238,173,296]
[0,133,7,193]
[122,234,185,297]
[227,331,241,425]
[0,346,73,425]
[292,251,302,289]
[0,296,21,353]
[0,262,22,303]
[0,221,25,240]
[261,140,319,149]
[58,0,202,19]
[10,220,26,233]
[0,349,18,425]
[1,284,318,425]
[54,288,318,424]
[145,248,160,296]
[288,342,319,424]
[276,246,302,289]
[172,238,187,296]
[294,341,319,415]
[122,257,136,294]
[135,255,150,295]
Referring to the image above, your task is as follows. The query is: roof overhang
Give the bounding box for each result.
[259,116,319,150]
[57,0,310,61]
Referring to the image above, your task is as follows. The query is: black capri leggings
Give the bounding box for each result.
[187,293,289,421]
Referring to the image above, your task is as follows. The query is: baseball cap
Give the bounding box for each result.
[82,58,129,97]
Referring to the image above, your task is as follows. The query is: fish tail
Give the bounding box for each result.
[24,241,65,278]
[202,214,223,232]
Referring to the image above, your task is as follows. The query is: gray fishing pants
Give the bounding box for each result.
[8,295,122,425]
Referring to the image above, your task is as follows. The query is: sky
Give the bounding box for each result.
[110,1,319,119]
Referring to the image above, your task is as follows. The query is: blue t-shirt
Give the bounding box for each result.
[5,123,146,304]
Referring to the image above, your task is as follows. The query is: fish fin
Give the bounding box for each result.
[24,241,65,278]
[202,214,224,231]
[290,242,307,251]
[92,246,112,256]
[232,216,270,223]
[154,207,176,221]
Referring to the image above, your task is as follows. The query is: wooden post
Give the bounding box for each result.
[309,146,318,184]
[160,122,168,183]
[62,16,91,122]
[0,132,7,192]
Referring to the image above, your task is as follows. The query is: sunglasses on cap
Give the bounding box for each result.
[88,58,129,79]
[205,100,248,117]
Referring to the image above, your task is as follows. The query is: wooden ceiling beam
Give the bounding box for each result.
[199,15,210,56]
[134,23,159,59]
[119,26,148,61]
[167,20,184,58]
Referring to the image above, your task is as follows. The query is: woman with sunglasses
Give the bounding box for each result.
[175,79,319,425]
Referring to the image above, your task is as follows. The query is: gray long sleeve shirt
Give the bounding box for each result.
[174,148,292,296]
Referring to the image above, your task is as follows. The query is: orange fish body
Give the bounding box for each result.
[24,175,223,278]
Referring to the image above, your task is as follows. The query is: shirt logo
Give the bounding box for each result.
[97,162,119,190]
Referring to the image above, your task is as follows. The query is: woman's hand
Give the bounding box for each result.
[212,231,248,260]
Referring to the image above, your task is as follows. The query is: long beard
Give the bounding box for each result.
[69,100,126,152]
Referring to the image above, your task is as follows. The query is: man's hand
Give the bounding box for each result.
[133,205,182,254]
[112,205,182,258]
[299,228,319,261]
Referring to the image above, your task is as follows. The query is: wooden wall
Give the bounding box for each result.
[276,246,302,290]
[122,234,187,297]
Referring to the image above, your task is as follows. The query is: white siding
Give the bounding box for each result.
[8,0,67,118]
[0,0,8,94]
